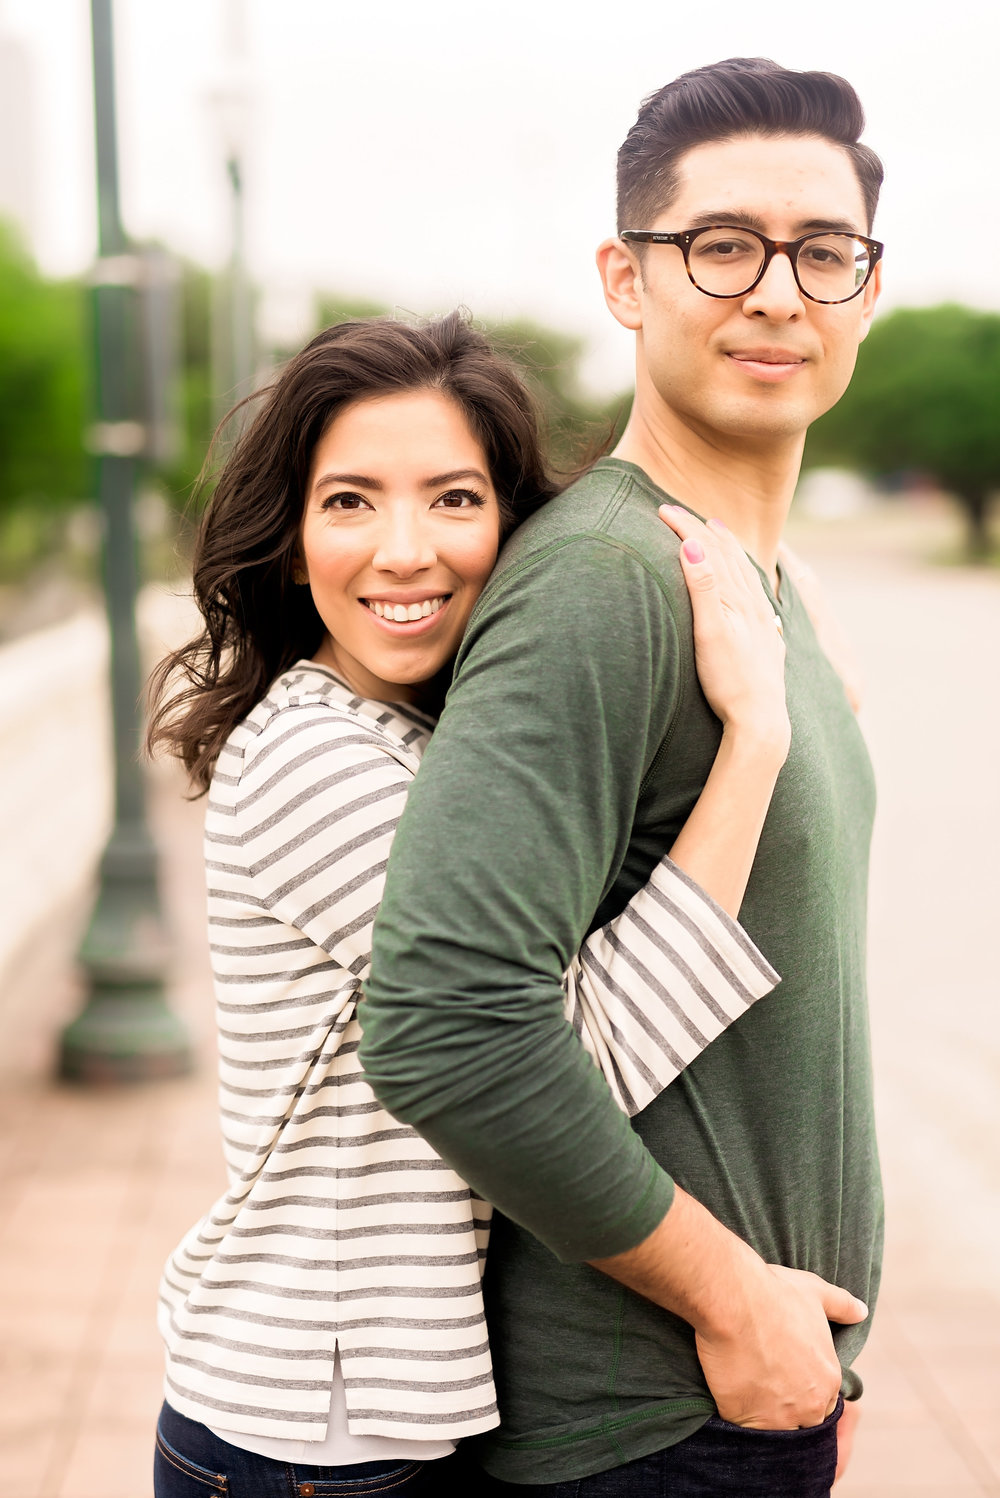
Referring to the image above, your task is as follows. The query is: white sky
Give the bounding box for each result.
[1,0,998,393]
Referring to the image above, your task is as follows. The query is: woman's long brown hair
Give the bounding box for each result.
[146,312,558,793]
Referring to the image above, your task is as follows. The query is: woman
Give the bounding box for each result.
[147,313,791,1496]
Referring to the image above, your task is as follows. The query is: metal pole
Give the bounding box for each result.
[59,0,191,1083]
[211,0,254,425]
[228,151,253,403]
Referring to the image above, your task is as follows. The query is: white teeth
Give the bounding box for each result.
[365,596,446,622]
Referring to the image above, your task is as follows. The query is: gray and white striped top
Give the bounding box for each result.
[158,663,779,1444]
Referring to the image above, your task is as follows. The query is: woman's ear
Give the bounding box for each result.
[596,237,645,332]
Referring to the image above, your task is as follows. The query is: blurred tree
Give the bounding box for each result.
[315,296,630,477]
[805,304,1000,558]
[485,317,628,476]
[0,221,88,520]
[156,260,215,507]
[315,292,396,330]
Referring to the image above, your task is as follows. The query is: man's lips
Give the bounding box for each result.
[727,349,808,384]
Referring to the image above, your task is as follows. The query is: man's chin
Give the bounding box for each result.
[706,398,816,446]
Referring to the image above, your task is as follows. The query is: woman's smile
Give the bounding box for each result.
[362,593,450,624]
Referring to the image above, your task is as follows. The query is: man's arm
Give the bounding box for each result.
[363,536,680,1259]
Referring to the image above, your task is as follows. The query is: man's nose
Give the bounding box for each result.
[742,250,805,319]
[371,511,437,574]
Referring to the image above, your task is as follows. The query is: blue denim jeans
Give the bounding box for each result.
[153,1402,465,1497]
[487,1398,843,1497]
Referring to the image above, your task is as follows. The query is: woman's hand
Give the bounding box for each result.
[659,506,790,762]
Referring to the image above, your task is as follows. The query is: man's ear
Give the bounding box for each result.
[857,257,882,343]
[596,237,644,332]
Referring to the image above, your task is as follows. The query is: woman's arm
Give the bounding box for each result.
[660,508,789,916]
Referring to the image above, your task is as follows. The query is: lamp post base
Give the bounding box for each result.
[58,817,194,1085]
[59,985,192,1084]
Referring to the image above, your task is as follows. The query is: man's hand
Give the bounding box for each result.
[590,1186,868,1432]
[696,1263,867,1430]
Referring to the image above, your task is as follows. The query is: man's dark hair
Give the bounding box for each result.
[617,57,883,233]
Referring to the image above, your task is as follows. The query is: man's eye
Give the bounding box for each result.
[322,492,371,511]
[434,489,486,509]
[693,234,757,262]
[800,240,850,269]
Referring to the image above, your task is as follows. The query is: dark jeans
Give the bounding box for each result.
[487,1398,843,1498]
[153,1402,468,1497]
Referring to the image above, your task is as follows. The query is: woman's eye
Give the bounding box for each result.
[434,488,486,510]
[322,492,371,512]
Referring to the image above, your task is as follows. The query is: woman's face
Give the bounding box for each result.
[299,389,503,703]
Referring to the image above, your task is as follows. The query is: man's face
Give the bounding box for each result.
[604,133,881,447]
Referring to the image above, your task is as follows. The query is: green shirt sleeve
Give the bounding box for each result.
[362,534,682,1262]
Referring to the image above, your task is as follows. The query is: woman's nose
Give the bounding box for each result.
[371,510,437,575]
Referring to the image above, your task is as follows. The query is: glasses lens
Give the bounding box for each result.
[794,234,872,303]
[688,229,764,296]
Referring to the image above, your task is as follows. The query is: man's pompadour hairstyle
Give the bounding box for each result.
[617,57,884,233]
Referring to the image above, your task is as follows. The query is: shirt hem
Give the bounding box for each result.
[478,1398,715,1484]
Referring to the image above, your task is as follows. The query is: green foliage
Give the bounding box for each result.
[0,221,88,515]
[805,304,1000,555]
[315,295,629,476]
[483,317,629,475]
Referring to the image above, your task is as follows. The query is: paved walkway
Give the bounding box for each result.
[0,502,997,1496]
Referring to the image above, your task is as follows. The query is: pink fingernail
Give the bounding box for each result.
[708,517,727,531]
[682,539,705,564]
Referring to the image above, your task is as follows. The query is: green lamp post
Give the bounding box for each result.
[58,0,192,1083]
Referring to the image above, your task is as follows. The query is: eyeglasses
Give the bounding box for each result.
[619,226,884,305]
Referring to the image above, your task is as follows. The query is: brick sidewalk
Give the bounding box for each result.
[1,513,997,1497]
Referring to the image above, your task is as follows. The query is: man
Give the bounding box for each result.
[362,58,884,1495]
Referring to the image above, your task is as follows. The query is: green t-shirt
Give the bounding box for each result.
[363,459,882,1482]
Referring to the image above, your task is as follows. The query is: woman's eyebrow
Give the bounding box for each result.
[311,467,490,494]
[421,468,490,488]
[312,472,382,490]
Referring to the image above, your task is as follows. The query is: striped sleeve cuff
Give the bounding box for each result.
[566,857,780,1116]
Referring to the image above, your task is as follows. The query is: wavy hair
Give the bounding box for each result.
[147,312,558,792]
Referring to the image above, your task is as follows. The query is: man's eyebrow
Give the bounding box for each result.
[683,210,864,235]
